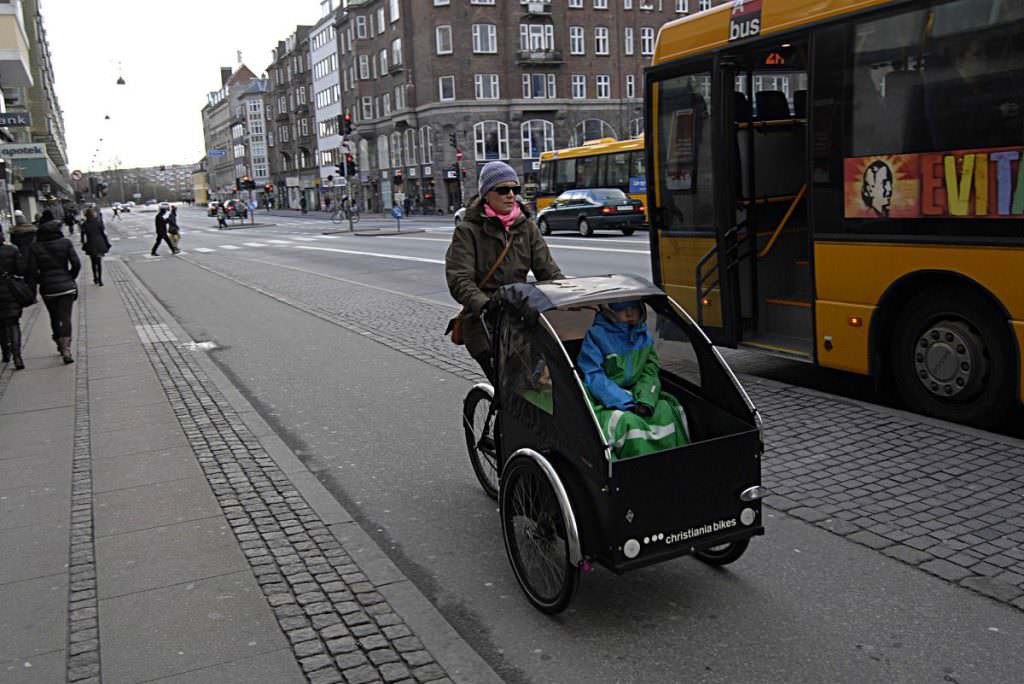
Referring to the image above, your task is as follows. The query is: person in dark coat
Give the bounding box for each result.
[9,210,35,254]
[0,229,26,369]
[167,206,181,250]
[151,207,178,256]
[25,215,80,364]
[62,204,78,235]
[80,208,111,286]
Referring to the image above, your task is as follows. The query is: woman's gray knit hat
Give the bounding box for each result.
[478,161,519,197]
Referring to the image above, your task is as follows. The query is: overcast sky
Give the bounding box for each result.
[47,0,328,172]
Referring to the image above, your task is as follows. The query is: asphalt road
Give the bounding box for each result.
[101,207,1024,683]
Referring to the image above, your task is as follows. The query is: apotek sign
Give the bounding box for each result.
[0,143,46,158]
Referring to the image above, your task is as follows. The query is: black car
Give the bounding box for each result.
[536,188,645,236]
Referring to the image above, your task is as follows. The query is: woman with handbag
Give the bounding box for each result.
[445,161,563,381]
[25,214,80,364]
[0,229,29,369]
[80,208,111,285]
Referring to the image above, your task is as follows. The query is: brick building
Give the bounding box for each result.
[201,65,259,200]
[336,0,686,213]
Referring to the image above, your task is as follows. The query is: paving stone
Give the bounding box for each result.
[847,530,892,550]
[411,663,447,682]
[379,662,412,682]
[308,667,345,684]
[882,545,932,565]
[335,652,369,670]
[327,636,359,655]
[342,664,381,684]
[301,653,335,673]
[393,636,424,653]
[960,576,1024,602]
[920,559,974,582]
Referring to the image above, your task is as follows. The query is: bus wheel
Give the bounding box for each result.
[890,289,1014,428]
[621,228,635,236]
[578,218,593,237]
[538,218,551,235]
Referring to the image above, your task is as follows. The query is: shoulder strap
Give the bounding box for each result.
[478,234,514,289]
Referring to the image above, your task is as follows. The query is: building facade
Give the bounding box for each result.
[239,79,271,190]
[201,65,258,200]
[91,163,199,205]
[337,0,685,213]
[310,2,344,209]
[266,26,319,210]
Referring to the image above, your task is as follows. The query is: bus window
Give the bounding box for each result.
[539,161,554,194]
[605,152,631,189]
[654,71,715,232]
[576,154,600,188]
[554,158,577,194]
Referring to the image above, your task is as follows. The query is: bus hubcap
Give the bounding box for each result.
[914,320,985,399]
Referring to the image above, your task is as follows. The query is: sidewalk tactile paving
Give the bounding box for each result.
[178,255,1024,611]
[108,261,451,683]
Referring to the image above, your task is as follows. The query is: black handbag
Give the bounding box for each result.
[4,275,35,307]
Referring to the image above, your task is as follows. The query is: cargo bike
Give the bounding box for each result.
[462,275,767,613]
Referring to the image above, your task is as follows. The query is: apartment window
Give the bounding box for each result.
[626,74,636,98]
[571,74,586,99]
[392,38,403,65]
[420,126,434,164]
[569,26,584,55]
[394,85,405,110]
[641,27,655,55]
[474,74,500,100]
[434,0,450,4]
[376,8,385,34]
[595,27,609,55]
[569,0,582,7]
[298,87,307,105]
[522,73,557,99]
[472,24,497,53]
[521,120,555,159]
[278,96,287,112]
[470,0,495,4]
[624,27,634,55]
[640,0,655,7]
[382,93,391,116]
[389,0,400,21]
[280,126,290,143]
[438,75,455,101]
[596,74,610,98]
[361,96,373,119]
[473,121,509,161]
[390,131,403,167]
[629,117,644,138]
[571,118,616,146]
[676,0,689,12]
[300,118,309,136]
[699,0,711,10]
[519,24,555,51]
[356,16,367,38]
[594,0,608,8]
[379,48,389,73]
[404,129,418,165]
[359,54,370,79]
[436,25,453,54]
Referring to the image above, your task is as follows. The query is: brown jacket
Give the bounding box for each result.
[445,197,563,358]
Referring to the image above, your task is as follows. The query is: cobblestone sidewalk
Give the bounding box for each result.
[110,260,456,684]
[179,254,1024,612]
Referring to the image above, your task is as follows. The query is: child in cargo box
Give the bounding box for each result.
[577,300,690,460]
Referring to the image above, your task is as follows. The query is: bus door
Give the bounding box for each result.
[650,59,740,346]
[727,40,813,360]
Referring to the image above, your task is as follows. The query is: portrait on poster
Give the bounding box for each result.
[666,108,695,191]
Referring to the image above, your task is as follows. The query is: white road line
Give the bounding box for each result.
[292,237,317,242]
[376,234,648,255]
[266,239,293,244]
[219,245,241,250]
[316,234,339,239]
[293,245,445,264]
[193,247,215,253]
[243,242,268,247]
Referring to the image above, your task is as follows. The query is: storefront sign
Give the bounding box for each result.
[207,149,227,158]
[0,112,31,127]
[0,143,45,158]
[729,0,762,42]
[445,168,458,180]
[286,176,299,187]
[422,165,432,177]
[407,167,417,178]
[843,146,1024,219]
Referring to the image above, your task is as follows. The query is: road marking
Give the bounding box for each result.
[266,239,293,244]
[316,234,339,239]
[243,242,268,247]
[376,234,649,255]
[292,237,317,242]
[293,245,445,264]
[193,247,215,253]
[219,245,241,250]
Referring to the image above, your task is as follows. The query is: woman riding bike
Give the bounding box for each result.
[445,161,563,380]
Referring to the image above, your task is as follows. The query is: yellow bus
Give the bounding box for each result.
[646,0,1023,427]
[537,136,647,214]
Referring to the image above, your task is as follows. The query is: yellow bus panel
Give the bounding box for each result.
[815,300,876,374]
[658,235,721,325]
[1015,322,1024,403]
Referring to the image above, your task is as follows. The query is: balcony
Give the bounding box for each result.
[522,1,552,17]
[516,49,563,65]
[0,8,32,87]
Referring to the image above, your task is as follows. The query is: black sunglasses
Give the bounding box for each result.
[492,185,521,196]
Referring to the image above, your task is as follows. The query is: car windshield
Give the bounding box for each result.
[588,189,628,202]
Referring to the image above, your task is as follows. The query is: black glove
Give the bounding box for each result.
[631,403,653,418]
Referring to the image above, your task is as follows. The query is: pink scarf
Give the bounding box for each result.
[484,202,521,231]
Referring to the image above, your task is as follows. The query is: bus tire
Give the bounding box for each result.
[578,218,593,237]
[538,218,551,235]
[889,288,1015,429]
[621,228,635,236]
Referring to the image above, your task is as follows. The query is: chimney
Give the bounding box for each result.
[220,67,232,86]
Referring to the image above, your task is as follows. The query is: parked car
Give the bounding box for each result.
[453,206,466,227]
[207,201,221,217]
[224,199,248,219]
[536,188,646,236]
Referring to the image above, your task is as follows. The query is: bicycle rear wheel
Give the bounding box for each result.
[463,387,498,499]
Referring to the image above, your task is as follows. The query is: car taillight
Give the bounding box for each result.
[601,207,614,214]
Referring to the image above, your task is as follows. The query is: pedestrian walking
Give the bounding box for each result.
[25,213,80,364]
[0,228,27,370]
[112,205,121,220]
[444,160,564,381]
[62,204,78,235]
[80,208,111,286]
[216,205,228,230]
[151,207,178,256]
[9,210,36,254]
[300,195,308,214]
[167,206,181,250]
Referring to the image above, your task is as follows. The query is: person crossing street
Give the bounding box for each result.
[150,207,178,256]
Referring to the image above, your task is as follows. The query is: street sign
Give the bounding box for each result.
[0,112,31,127]
[71,170,83,181]
[391,206,403,219]
[207,149,227,158]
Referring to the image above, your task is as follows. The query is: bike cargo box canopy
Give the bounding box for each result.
[493,274,665,319]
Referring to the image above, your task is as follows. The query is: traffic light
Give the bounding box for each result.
[449,132,457,148]
[263,183,273,193]
[242,175,252,191]
[345,153,355,176]
[235,177,241,192]
[335,161,345,177]
[341,113,353,136]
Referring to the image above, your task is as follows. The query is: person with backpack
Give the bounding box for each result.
[25,210,80,364]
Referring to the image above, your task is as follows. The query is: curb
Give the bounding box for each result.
[114,258,502,684]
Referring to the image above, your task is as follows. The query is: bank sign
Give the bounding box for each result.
[0,112,31,127]
[0,143,46,158]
